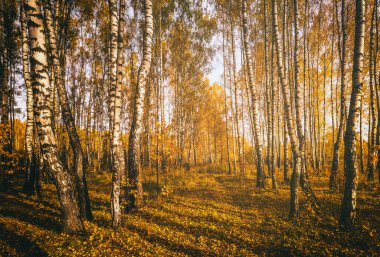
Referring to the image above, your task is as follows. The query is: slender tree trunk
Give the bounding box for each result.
[270,22,277,189]
[331,7,336,149]
[340,0,365,228]
[273,0,318,217]
[330,0,348,190]
[279,0,286,172]
[367,0,377,180]
[20,1,37,195]
[242,0,265,188]
[229,1,243,175]
[296,0,313,182]
[322,53,326,169]
[293,0,306,172]
[108,0,125,227]
[284,120,289,183]
[302,0,308,173]
[241,31,257,176]
[360,95,364,174]
[222,17,231,174]
[226,27,237,174]
[155,4,162,191]
[127,0,153,210]
[25,0,84,234]
[273,0,302,217]
[316,1,322,171]
[263,0,271,180]
[42,0,92,220]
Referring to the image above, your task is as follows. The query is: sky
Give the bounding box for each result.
[207,32,242,87]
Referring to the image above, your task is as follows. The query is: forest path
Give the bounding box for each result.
[0,172,379,256]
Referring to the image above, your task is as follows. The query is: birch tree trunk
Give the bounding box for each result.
[322,53,326,169]
[270,20,276,189]
[374,1,380,183]
[226,27,237,174]
[272,0,318,217]
[360,95,364,174]
[127,0,153,210]
[284,120,289,183]
[108,0,125,227]
[116,0,126,207]
[367,0,377,181]
[222,17,231,174]
[42,0,92,220]
[331,8,336,148]
[294,0,310,186]
[241,0,265,188]
[263,0,270,180]
[272,0,301,217]
[20,0,37,195]
[229,1,242,175]
[340,0,365,228]
[330,0,348,190]
[25,0,84,234]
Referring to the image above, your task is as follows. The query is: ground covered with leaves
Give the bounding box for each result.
[0,170,379,256]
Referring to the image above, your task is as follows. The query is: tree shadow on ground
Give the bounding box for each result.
[125,222,204,256]
[0,222,48,257]
[214,175,289,212]
[0,193,61,233]
[134,208,297,256]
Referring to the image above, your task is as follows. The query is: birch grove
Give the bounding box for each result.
[0,0,379,250]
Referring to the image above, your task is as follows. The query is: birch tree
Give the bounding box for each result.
[25,0,84,234]
[242,0,265,188]
[272,0,302,217]
[293,0,305,176]
[127,0,154,210]
[330,0,348,190]
[20,0,39,196]
[272,0,318,217]
[108,0,125,227]
[340,0,365,228]
[367,0,377,181]
[42,0,92,220]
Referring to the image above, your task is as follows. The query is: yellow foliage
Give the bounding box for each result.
[0,123,23,178]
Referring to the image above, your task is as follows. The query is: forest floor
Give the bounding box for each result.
[0,168,379,256]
